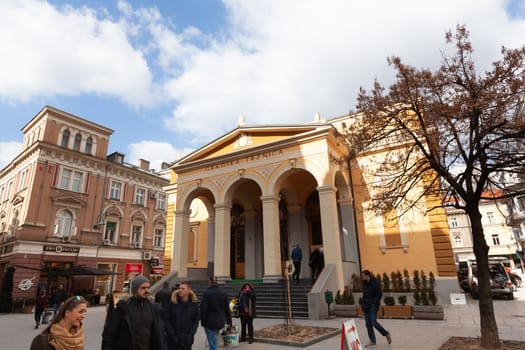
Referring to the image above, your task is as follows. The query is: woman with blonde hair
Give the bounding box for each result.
[30,295,88,350]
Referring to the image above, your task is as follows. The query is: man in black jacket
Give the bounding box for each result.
[102,275,167,350]
[360,270,392,348]
[164,281,199,350]
[200,276,232,350]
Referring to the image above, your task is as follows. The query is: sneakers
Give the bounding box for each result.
[364,342,376,348]
[386,332,392,344]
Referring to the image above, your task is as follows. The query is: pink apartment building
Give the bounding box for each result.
[0,106,169,310]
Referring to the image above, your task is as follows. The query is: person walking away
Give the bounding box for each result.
[238,283,256,344]
[30,295,88,350]
[34,290,48,329]
[53,284,67,317]
[291,243,302,281]
[360,270,392,348]
[164,281,199,350]
[200,276,232,350]
[155,281,172,307]
[102,275,167,350]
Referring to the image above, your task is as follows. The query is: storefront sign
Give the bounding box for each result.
[151,266,164,275]
[43,245,80,253]
[125,263,143,273]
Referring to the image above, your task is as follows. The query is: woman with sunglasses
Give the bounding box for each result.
[30,295,88,350]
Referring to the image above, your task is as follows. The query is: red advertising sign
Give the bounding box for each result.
[125,263,143,273]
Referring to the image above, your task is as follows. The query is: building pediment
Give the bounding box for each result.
[175,124,333,170]
[11,194,24,206]
[51,194,86,208]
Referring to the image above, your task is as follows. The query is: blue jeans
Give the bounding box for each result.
[204,327,219,350]
[363,305,388,343]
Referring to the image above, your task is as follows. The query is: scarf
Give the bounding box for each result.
[49,318,84,350]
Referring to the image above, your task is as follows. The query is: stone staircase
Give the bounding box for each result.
[189,279,312,319]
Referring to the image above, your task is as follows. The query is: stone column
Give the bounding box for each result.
[318,185,345,291]
[207,215,215,277]
[213,202,231,282]
[261,195,282,282]
[338,198,359,264]
[172,209,190,278]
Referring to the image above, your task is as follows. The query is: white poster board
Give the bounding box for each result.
[341,319,363,350]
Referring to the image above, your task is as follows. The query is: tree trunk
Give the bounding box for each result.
[468,207,501,349]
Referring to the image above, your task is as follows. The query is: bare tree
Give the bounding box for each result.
[343,25,525,349]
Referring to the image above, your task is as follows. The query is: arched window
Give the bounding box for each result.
[85,136,93,154]
[55,210,73,238]
[61,129,70,148]
[454,235,463,247]
[73,133,82,151]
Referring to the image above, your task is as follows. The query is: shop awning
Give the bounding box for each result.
[45,265,119,276]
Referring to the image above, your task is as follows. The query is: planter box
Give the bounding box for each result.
[412,305,444,320]
[357,305,384,318]
[382,305,413,319]
[333,304,358,317]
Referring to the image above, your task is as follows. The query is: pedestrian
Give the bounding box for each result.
[53,283,67,317]
[309,247,324,280]
[155,281,172,307]
[102,275,167,350]
[30,295,88,350]
[360,270,392,348]
[34,290,48,329]
[164,281,199,350]
[238,283,256,344]
[291,243,302,281]
[200,276,232,350]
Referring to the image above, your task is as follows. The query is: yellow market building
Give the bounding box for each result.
[163,113,458,318]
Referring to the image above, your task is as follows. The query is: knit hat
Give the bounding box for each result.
[131,275,150,294]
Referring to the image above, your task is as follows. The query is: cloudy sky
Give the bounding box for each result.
[0,0,524,170]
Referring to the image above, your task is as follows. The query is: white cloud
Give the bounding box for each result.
[0,0,157,107]
[126,140,193,171]
[0,141,22,168]
[161,0,525,143]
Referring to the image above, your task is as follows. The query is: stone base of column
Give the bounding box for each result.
[262,274,283,283]
[216,275,231,284]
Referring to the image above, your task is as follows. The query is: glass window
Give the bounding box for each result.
[109,182,122,200]
[449,217,458,228]
[135,188,145,206]
[61,129,70,148]
[104,221,117,242]
[85,137,93,154]
[73,133,81,151]
[486,212,495,224]
[58,168,84,192]
[154,228,164,248]
[55,211,73,238]
[132,225,142,245]
[157,194,166,210]
[454,235,463,247]
[492,234,500,245]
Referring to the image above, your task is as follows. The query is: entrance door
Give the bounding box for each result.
[230,227,245,279]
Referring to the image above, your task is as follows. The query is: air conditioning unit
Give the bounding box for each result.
[133,241,141,248]
[142,251,152,260]
[62,236,71,243]
[102,238,111,245]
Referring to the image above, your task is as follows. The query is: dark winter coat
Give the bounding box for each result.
[238,289,256,318]
[29,331,53,350]
[360,276,383,311]
[164,289,200,348]
[200,285,232,331]
[102,296,167,350]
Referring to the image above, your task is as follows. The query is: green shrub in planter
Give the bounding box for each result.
[398,295,407,306]
[384,296,395,306]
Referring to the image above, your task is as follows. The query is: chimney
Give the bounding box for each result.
[138,159,150,171]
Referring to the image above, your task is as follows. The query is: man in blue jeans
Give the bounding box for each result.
[200,276,232,350]
[360,270,392,348]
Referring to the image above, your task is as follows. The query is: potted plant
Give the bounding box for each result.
[333,288,357,317]
[412,271,444,320]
